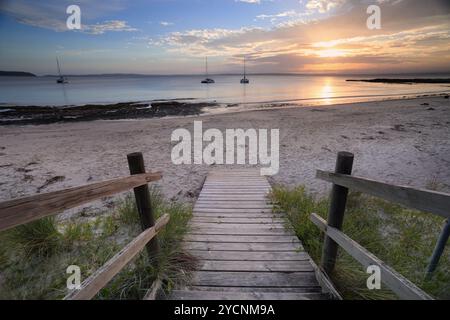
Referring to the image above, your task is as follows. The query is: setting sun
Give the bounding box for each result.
[316,48,347,58]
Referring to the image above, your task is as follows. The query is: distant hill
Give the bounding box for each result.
[0,71,36,77]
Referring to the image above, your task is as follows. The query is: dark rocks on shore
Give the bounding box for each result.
[346,78,450,84]
[0,101,217,125]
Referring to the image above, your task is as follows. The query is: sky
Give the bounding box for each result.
[0,0,449,75]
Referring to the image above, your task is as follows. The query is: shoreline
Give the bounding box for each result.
[1,92,449,126]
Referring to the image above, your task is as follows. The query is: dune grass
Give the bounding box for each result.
[0,187,193,300]
[270,185,450,300]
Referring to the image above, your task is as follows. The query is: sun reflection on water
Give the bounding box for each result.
[319,78,335,104]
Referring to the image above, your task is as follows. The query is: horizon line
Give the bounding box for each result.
[33,71,450,77]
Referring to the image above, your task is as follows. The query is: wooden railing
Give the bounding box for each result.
[0,152,167,300]
[312,152,450,300]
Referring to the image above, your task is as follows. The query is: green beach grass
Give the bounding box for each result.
[270,185,450,300]
[0,187,193,299]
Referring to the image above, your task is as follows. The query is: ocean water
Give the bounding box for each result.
[0,74,449,107]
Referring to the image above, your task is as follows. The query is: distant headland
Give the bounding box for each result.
[0,71,36,77]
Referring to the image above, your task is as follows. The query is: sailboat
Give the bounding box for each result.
[201,57,215,84]
[240,56,249,84]
[56,57,68,84]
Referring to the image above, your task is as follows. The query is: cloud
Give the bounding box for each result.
[160,21,174,27]
[148,0,450,73]
[83,20,138,34]
[305,0,347,13]
[256,10,298,20]
[235,0,261,3]
[0,0,137,34]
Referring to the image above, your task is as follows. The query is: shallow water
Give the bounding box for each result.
[0,74,449,106]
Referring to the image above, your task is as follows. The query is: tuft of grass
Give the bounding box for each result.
[0,188,193,300]
[63,221,94,244]
[98,187,195,299]
[6,217,62,258]
[270,185,450,300]
[116,193,139,225]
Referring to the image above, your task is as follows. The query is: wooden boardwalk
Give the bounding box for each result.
[171,169,332,300]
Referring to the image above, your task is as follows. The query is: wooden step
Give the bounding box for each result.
[170,168,331,301]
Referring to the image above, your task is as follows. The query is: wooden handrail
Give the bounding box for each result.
[310,213,433,300]
[316,170,450,219]
[0,152,167,300]
[64,214,170,300]
[0,172,162,232]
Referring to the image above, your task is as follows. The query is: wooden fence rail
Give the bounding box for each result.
[311,213,432,300]
[316,170,450,219]
[64,214,169,300]
[0,152,165,300]
[314,151,450,300]
[0,172,162,232]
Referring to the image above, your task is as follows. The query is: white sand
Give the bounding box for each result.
[1,96,449,217]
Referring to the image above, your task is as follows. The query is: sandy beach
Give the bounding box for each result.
[1,95,449,218]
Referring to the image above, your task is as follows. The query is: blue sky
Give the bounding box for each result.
[0,0,449,75]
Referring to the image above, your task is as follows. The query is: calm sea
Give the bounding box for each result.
[0,74,449,107]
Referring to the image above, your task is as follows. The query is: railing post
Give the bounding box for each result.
[127,152,159,263]
[426,219,450,278]
[321,151,354,274]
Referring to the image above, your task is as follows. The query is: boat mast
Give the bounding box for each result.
[205,56,208,77]
[244,56,246,79]
[56,57,62,77]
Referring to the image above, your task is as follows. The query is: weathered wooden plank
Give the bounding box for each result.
[171,290,326,300]
[198,199,269,203]
[192,213,282,218]
[0,172,162,232]
[207,177,262,179]
[191,217,284,224]
[184,241,302,251]
[204,184,266,186]
[199,194,269,197]
[197,260,312,272]
[185,234,300,243]
[189,226,290,235]
[200,190,270,193]
[199,194,268,197]
[201,189,266,191]
[310,213,433,300]
[143,278,162,300]
[201,189,268,192]
[190,222,286,229]
[195,202,271,207]
[191,271,318,287]
[317,170,450,219]
[309,257,343,300]
[206,180,264,182]
[64,214,169,300]
[197,197,269,201]
[194,208,273,213]
[196,199,270,203]
[181,286,322,293]
[203,186,269,189]
[204,182,269,185]
[194,206,271,210]
[203,185,270,189]
[187,250,309,261]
